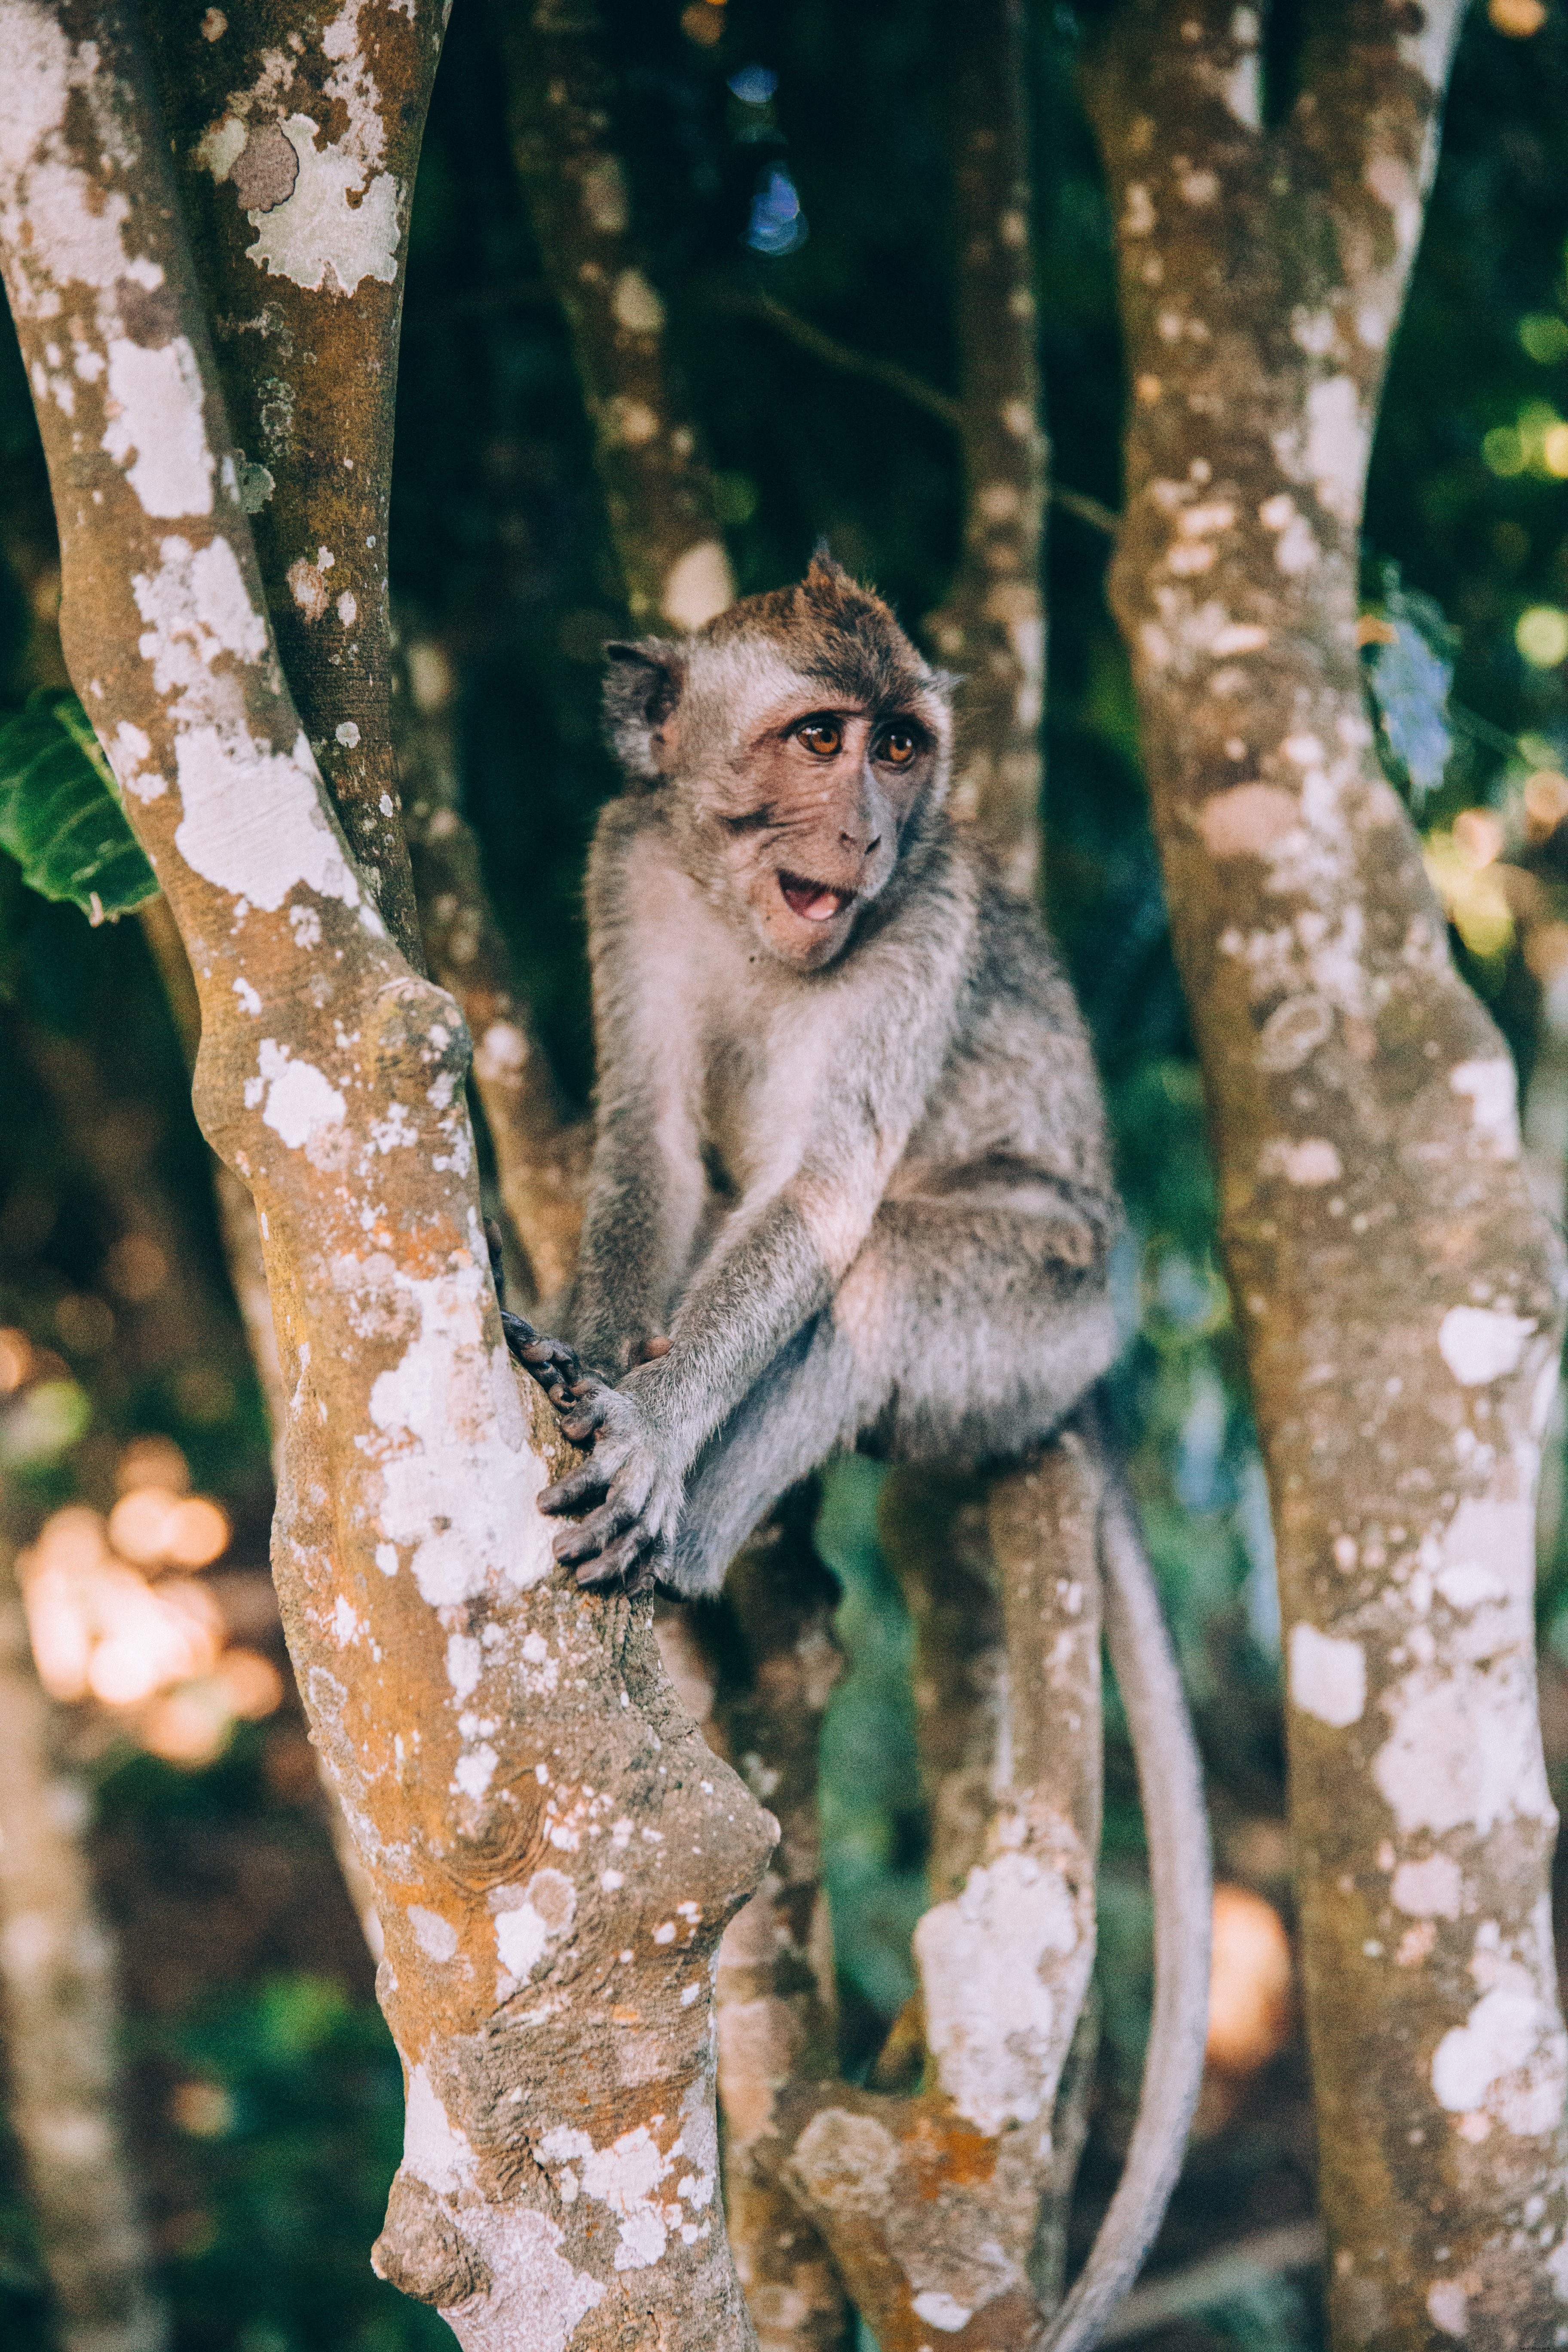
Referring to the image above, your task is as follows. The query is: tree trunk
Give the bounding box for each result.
[0,7,774,2343]
[395,645,590,1310]
[1084,1,1568,2339]
[494,0,735,633]
[0,1515,168,2352]
[924,0,1048,894]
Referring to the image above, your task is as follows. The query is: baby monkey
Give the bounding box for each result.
[506,555,1210,2352]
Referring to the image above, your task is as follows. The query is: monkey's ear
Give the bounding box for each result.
[603,639,684,783]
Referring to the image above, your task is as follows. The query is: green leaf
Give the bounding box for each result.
[0,689,158,919]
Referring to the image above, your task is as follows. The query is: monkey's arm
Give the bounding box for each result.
[563,815,708,1372]
[539,956,962,1586]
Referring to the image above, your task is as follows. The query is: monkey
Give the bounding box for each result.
[502,554,1210,2351]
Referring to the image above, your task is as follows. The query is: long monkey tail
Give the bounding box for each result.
[1032,1412,1213,2352]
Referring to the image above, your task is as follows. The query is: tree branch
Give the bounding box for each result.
[494,0,734,631]
[923,0,1049,891]
[143,0,440,968]
[394,639,589,1308]
[0,8,773,2340]
[756,1440,1106,2346]
[0,1514,168,2352]
[1083,0,1568,2332]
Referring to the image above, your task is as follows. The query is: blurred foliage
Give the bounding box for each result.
[3,0,1568,2346]
[146,1975,447,2352]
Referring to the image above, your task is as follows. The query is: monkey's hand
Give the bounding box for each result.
[510,1330,681,1592]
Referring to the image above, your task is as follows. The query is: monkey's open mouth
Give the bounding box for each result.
[779,872,853,923]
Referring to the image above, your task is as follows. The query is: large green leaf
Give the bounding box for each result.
[0,689,158,919]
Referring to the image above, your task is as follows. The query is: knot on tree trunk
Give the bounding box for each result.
[372,2171,493,2307]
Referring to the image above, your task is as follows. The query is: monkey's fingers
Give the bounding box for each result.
[514,1332,586,1390]
[551,1492,643,1565]
[539,1458,615,1515]
[556,1390,611,1444]
[575,1528,658,1594]
[499,1307,539,1364]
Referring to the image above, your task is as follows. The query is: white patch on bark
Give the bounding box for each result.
[197,115,248,181]
[492,1868,576,1988]
[611,268,665,333]
[403,2063,475,2193]
[174,727,360,912]
[407,1904,459,1962]
[446,1632,481,1698]
[1427,2280,1469,2337]
[101,337,214,518]
[1272,375,1368,526]
[1431,1918,1568,2136]
[366,1260,550,1606]
[474,1022,527,1081]
[913,1846,1087,2135]
[0,9,166,319]
[581,155,628,233]
[245,1039,346,1149]
[1438,1306,1537,1387]
[1373,1648,1552,1840]
[1365,152,1421,261]
[108,719,162,801]
[912,2291,974,2333]
[1122,183,1155,236]
[135,533,268,684]
[1222,13,1262,132]
[1391,1853,1463,1919]
[1198,784,1300,858]
[540,2087,715,2271]
[1399,0,1458,90]
[660,540,734,630]
[244,113,399,293]
[442,2209,604,2352]
[1289,1624,1366,1727]
[1256,993,1335,1072]
[1259,1136,1341,1186]
[1449,1059,1520,1158]
[790,2108,898,2211]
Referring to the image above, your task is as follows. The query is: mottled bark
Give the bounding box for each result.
[144,887,386,1952]
[749,1441,1105,2351]
[1084,2,1568,2340]
[707,1506,853,2352]
[395,649,589,1309]
[142,0,436,967]
[495,0,735,632]
[0,1520,168,2352]
[0,9,774,2343]
[924,0,1047,894]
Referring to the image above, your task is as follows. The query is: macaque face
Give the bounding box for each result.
[698,697,937,972]
[603,560,953,970]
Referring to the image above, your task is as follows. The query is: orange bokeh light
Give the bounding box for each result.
[1206,1883,1295,2073]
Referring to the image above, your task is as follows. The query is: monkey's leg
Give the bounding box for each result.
[835,1197,1121,1467]
[668,1312,868,1597]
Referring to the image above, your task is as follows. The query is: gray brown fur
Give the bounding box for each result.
[533,555,1121,1596]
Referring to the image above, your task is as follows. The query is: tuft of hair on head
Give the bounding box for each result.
[701,546,948,718]
[602,638,684,783]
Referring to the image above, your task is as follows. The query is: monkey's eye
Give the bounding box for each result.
[795,717,843,759]
[878,726,919,768]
